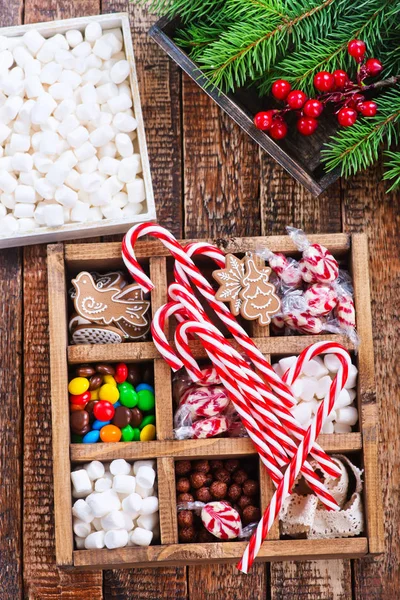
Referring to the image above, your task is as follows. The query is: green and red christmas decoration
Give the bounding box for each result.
[254,40,383,139]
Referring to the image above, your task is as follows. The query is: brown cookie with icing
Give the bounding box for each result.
[71,324,125,345]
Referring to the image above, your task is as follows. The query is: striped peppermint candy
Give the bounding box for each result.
[304,283,338,316]
[201,501,242,540]
[299,243,339,284]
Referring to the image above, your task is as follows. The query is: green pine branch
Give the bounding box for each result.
[383,150,400,191]
[258,0,398,95]
[135,0,225,22]
[321,88,400,177]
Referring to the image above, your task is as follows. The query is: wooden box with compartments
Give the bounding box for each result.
[47,232,383,569]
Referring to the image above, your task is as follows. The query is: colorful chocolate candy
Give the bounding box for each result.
[69,362,156,443]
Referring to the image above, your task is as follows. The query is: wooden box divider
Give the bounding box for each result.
[48,233,383,569]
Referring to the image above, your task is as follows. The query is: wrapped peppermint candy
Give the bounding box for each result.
[201,501,242,540]
[303,283,338,317]
[287,227,339,284]
[179,385,230,417]
[335,295,356,330]
[192,416,229,439]
[257,247,302,288]
[271,315,285,334]
[283,312,324,334]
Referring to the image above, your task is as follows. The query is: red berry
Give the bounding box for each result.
[297,117,318,136]
[303,99,323,118]
[286,90,307,109]
[358,101,377,117]
[347,39,366,62]
[269,120,288,140]
[313,71,335,92]
[93,400,115,422]
[333,69,350,89]
[365,58,383,76]
[338,107,357,127]
[348,93,364,109]
[271,79,292,101]
[115,362,128,384]
[254,110,273,131]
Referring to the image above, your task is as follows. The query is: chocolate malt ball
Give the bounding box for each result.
[214,468,231,484]
[227,483,242,503]
[195,487,212,503]
[242,479,259,497]
[224,459,240,473]
[197,528,216,543]
[179,526,196,543]
[242,505,261,525]
[210,459,224,472]
[232,469,248,485]
[177,510,194,528]
[176,477,191,493]
[210,481,227,500]
[189,472,208,490]
[175,460,192,476]
[237,495,252,510]
[177,493,194,503]
[193,459,210,474]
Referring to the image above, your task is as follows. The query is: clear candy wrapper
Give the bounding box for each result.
[177,501,258,540]
[287,226,339,284]
[256,246,302,288]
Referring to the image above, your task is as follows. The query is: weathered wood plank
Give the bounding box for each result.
[0,3,25,599]
[261,153,351,600]
[342,162,399,599]
[183,77,264,598]
[21,2,103,599]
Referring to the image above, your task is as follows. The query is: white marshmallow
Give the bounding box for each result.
[334,388,352,410]
[77,156,99,174]
[85,21,103,43]
[13,45,33,68]
[104,529,128,549]
[110,60,130,84]
[135,484,154,499]
[11,152,33,172]
[0,171,17,194]
[92,517,103,531]
[84,531,105,549]
[60,69,82,90]
[80,82,97,105]
[93,35,113,61]
[82,461,105,481]
[49,82,74,100]
[0,214,19,233]
[118,82,131,97]
[0,49,14,69]
[15,185,36,204]
[321,420,334,434]
[50,34,69,50]
[127,179,145,204]
[98,141,117,158]
[2,96,24,122]
[33,153,53,174]
[58,114,80,138]
[80,172,102,193]
[72,499,94,523]
[1,193,16,209]
[324,354,341,373]
[140,496,159,516]
[99,156,119,176]
[137,513,159,531]
[299,377,318,402]
[0,157,12,170]
[10,133,30,153]
[101,205,123,220]
[71,469,93,495]
[39,131,59,155]
[88,206,102,221]
[96,82,118,104]
[315,375,333,399]
[113,112,137,133]
[334,423,352,433]
[13,120,31,135]
[74,141,96,162]
[17,217,37,232]
[31,93,57,125]
[0,124,11,145]
[76,102,101,123]
[95,477,112,492]
[40,61,63,86]
[136,466,155,490]
[43,203,64,226]
[37,41,58,64]
[86,489,121,518]
[55,49,76,70]
[73,518,92,538]
[82,68,103,85]
[110,459,131,476]
[122,492,142,516]
[278,356,297,375]
[302,358,329,379]
[34,177,56,200]
[46,161,70,187]
[122,203,142,218]
[0,204,6,218]
[291,402,313,425]
[101,510,126,531]
[67,125,89,148]
[66,30,83,49]
[14,203,35,218]
[113,475,136,495]
[54,98,76,122]
[107,94,132,115]
[102,175,123,197]
[336,406,358,426]
[89,124,115,147]
[1,78,24,97]
[115,133,133,158]
[95,111,113,127]
[344,364,358,389]
[348,388,356,401]
[23,30,45,56]
[65,169,81,191]
[130,527,153,547]
[85,54,102,70]
[72,41,92,59]
[25,76,44,98]
[74,536,86,549]
[112,191,128,208]
[71,200,90,222]
[118,156,141,183]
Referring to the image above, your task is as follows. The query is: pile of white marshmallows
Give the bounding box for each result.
[71,459,159,550]
[273,354,358,433]
[0,22,145,235]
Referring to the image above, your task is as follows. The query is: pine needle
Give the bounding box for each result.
[383,150,400,191]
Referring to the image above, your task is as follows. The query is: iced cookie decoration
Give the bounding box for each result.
[213,254,281,325]
[71,270,150,343]
[201,501,242,540]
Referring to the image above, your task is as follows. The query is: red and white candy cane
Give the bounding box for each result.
[238,341,350,574]
[174,318,340,508]
[122,224,296,409]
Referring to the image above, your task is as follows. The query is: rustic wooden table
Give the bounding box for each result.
[0,1,399,598]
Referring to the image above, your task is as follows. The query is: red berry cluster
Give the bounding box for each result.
[254,39,382,139]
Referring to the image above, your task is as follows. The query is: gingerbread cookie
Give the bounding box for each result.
[71,324,125,345]
[72,271,150,329]
[69,270,126,299]
[213,254,281,326]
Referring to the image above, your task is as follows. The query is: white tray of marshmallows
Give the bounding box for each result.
[0,13,155,248]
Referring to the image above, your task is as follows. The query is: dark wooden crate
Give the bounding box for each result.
[149,16,341,197]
